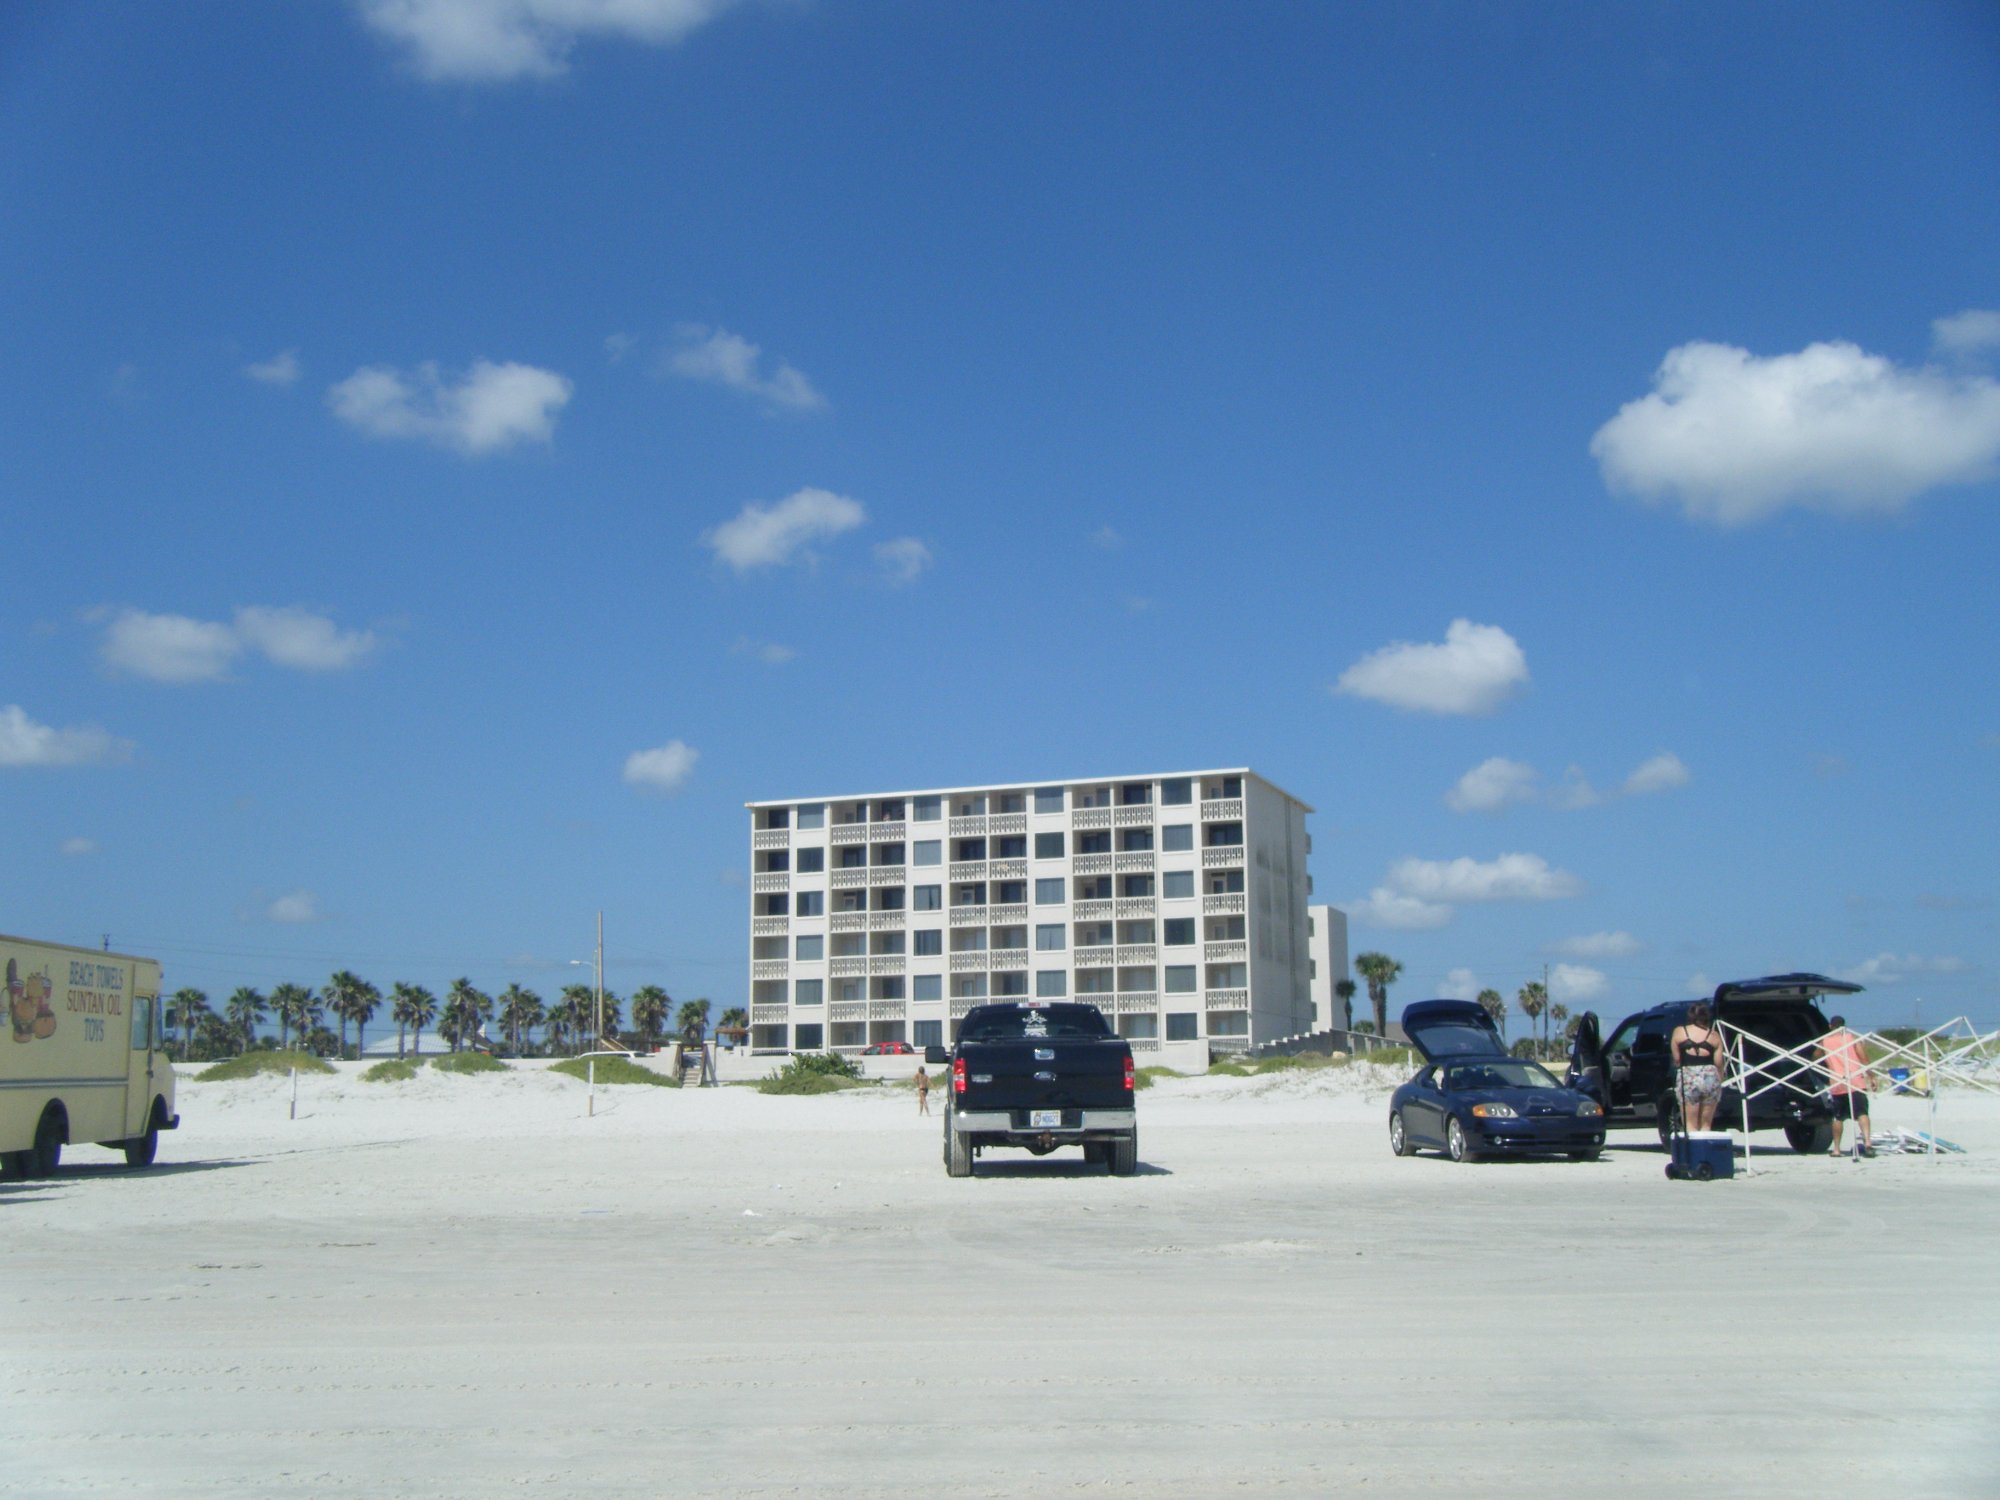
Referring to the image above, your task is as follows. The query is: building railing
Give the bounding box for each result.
[1114,806,1153,826]
[870,821,907,842]
[1203,893,1246,914]
[990,949,1028,970]
[1114,897,1155,918]
[989,858,1027,879]
[1073,900,1113,921]
[1205,940,1248,962]
[1071,808,1113,830]
[1115,992,1158,1012]
[948,816,985,837]
[752,829,790,849]
[988,813,1027,834]
[1116,945,1157,966]
[868,1001,905,1020]
[869,956,906,974]
[988,903,1028,924]
[831,824,870,845]
[868,867,906,885]
[831,1002,866,1021]
[1114,852,1155,872]
[1074,946,1113,967]
[752,873,791,892]
[1200,798,1244,819]
[830,957,867,976]
[831,913,867,931]
[868,911,906,929]
[950,952,989,971]
[1073,854,1112,874]
[752,917,790,936]
[949,860,986,881]
[1208,1036,1250,1054]
[1206,988,1249,1008]
[752,960,789,980]
[1127,1036,1161,1052]
[830,868,867,887]
[1201,846,1245,867]
[949,906,987,926]
[751,1005,788,1024]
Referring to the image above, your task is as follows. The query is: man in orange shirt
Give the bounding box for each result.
[1817,1015,1875,1158]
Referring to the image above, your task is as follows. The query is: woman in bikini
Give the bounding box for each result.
[1670,1001,1724,1133]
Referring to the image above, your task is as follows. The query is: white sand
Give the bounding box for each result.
[5,1062,1998,1498]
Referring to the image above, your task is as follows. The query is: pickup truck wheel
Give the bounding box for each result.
[1082,1141,1106,1167]
[944,1118,973,1178]
[1389,1110,1413,1157]
[1785,1120,1833,1155]
[1109,1130,1138,1177]
[31,1110,64,1178]
[1445,1117,1477,1164]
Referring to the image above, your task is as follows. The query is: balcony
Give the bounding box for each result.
[869,956,906,975]
[752,917,790,936]
[1074,900,1113,921]
[1127,1036,1160,1052]
[1114,898,1155,918]
[1201,846,1245,868]
[752,829,790,850]
[1114,806,1153,827]
[989,949,1028,971]
[830,869,868,888]
[751,1004,788,1025]
[949,816,986,837]
[752,872,791,892]
[1071,808,1112,830]
[831,824,870,845]
[831,913,867,932]
[1205,941,1248,962]
[949,907,988,926]
[752,960,789,980]
[830,957,867,977]
[950,952,989,972]
[1074,946,1114,968]
[868,866,906,885]
[1073,854,1112,875]
[1208,1036,1250,1055]
[1115,992,1157,1012]
[1201,798,1244,820]
[949,860,987,881]
[868,1001,905,1020]
[868,911,907,929]
[989,858,1027,879]
[988,903,1028,924]
[1114,852,1155,873]
[988,813,1027,834]
[831,1002,866,1021]
[1206,988,1249,1009]
[950,997,979,1017]
[1117,946,1157,966]
[869,821,907,842]
[1203,893,1246,915]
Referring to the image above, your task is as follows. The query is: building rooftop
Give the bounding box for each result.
[745,767,1312,815]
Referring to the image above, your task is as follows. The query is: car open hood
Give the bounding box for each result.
[1400,1000,1507,1065]
[1711,973,1863,1005]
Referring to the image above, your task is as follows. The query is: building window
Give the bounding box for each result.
[914,1019,944,1047]
[760,894,787,916]
[913,796,942,822]
[1119,782,1151,806]
[835,978,863,1002]
[1119,828,1153,853]
[955,794,986,817]
[1035,877,1065,905]
[1166,1012,1198,1041]
[795,1023,824,1049]
[1034,786,1064,814]
[992,971,1028,997]
[1160,778,1192,806]
[1035,970,1066,998]
[1161,871,1194,900]
[1119,1013,1158,1040]
[1163,918,1196,946]
[872,888,906,911]
[1035,923,1065,952]
[1164,965,1197,994]
[1208,1011,1249,1036]
[1076,831,1112,855]
[761,849,791,873]
[1075,875,1112,900]
[796,935,824,961]
[796,804,825,830]
[1117,967,1157,993]
[913,884,942,911]
[871,931,906,956]
[839,846,868,869]
[796,847,825,873]
[795,891,824,917]
[1206,822,1244,847]
[994,880,1027,905]
[1120,874,1154,898]
[1221,776,1243,797]
[1208,962,1248,988]
[835,890,867,913]
[1034,831,1064,859]
[913,974,942,1002]
[953,974,989,999]
[913,929,942,956]
[794,979,823,1006]
[872,976,905,1001]
[954,883,986,906]
[1076,968,1113,994]
[913,840,942,866]
[955,838,986,861]
[991,926,1028,951]
[995,791,1026,814]
[1161,824,1193,852]
[873,842,905,867]
[995,835,1027,860]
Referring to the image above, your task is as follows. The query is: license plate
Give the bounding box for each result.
[1029,1109,1062,1128]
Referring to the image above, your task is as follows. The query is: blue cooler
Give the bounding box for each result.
[1667,1131,1735,1181]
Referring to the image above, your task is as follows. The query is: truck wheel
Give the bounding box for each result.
[945,1119,972,1178]
[1389,1110,1413,1157]
[1109,1130,1138,1177]
[1083,1141,1106,1167]
[31,1109,64,1178]
[0,1151,29,1180]
[124,1120,160,1169]
[1785,1120,1833,1155]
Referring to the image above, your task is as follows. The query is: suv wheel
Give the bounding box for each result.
[1785,1120,1834,1155]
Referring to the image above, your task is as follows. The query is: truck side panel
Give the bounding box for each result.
[2,935,167,1155]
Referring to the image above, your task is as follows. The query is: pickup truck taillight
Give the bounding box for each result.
[1124,1055,1134,1092]
[953,1057,966,1095]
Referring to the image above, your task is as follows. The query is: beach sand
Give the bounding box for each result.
[4,1061,1996,1497]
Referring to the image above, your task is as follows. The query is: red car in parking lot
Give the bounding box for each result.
[862,1041,913,1055]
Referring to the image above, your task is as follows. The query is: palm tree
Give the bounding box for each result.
[168,988,211,1062]
[194,1011,235,1059]
[1353,953,1403,1040]
[1549,1001,1572,1050]
[350,979,380,1057]
[440,978,492,1053]
[496,985,544,1057]
[1517,981,1548,1057]
[556,983,594,1052]
[717,1005,748,1033]
[269,983,317,1052]
[324,970,365,1058]
[1477,988,1507,1041]
[676,996,712,1044]
[596,990,623,1043]
[394,983,438,1057]
[225,986,267,1053]
[630,986,670,1051]
[1334,978,1357,1032]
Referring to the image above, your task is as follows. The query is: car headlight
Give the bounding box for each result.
[1576,1100,1603,1117]
[1470,1102,1517,1119]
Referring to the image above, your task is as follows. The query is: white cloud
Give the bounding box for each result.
[1386,852,1583,904]
[100,609,242,683]
[1550,931,1643,959]
[1336,619,1528,716]
[1438,967,1480,1001]
[604,331,636,363]
[1548,963,1609,1004]
[1349,887,1454,930]
[328,359,572,455]
[1591,337,2000,524]
[623,738,698,793]
[665,325,825,412]
[0,706,131,769]
[60,837,98,857]
[1836,952,1969,986]
[703,488,866,572]
[731,636,796,666]
[359,0,734,82]
[1622,751,1690,796]
[233,606,379,672]
[268,890,321,924]
[1932,309,2000,357]
[1090,525,1123,550]
[99,606,377,682]
[874,537,933,585]
[1549,766,1603,811]
[245,350,301,386]
[1446,757,1539,814]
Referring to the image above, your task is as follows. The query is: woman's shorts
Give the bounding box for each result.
[1678,1065,1721,1105]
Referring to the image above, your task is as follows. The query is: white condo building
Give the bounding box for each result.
[745,769,1315,1062]
[1306,903,1351,1034]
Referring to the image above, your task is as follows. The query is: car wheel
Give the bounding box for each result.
[944,1116,972,1178]
[1109,1130,1138,1177]
[1389,1110,1414,1157]
[1785,1120,1833,1156]
[31,1109,63,1178]
[1445,1116,1477,1164]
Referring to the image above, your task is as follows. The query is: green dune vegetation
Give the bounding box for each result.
[549,1055,679,1088]
[194,1049,334,1082]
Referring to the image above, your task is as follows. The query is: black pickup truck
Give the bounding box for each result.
[928,1001,1138,1177]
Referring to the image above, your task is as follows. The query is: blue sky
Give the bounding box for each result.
[3,1,1996,1032]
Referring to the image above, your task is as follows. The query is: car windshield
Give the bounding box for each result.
[1444,1061,1562,1091]
[959,1004,1113,1043]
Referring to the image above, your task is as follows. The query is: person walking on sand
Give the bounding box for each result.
[1818,1015,1876,1158]
[915,1064,930,1116]
[1669,1001,1725,1134]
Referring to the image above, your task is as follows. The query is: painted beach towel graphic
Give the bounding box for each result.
[7,958,58,1043]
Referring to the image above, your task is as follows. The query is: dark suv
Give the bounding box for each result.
[1567,973,1860,1154]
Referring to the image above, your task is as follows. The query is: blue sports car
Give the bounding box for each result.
[1389,1000,1606,1162]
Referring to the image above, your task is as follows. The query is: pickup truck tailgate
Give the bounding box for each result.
[959,1037,1130,1114]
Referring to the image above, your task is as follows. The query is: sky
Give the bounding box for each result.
[2,1,1996,1035]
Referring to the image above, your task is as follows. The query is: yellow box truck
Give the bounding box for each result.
[1,934,178,1178]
